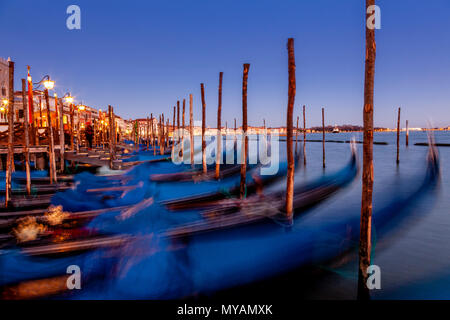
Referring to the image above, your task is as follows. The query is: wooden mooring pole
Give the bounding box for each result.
[286,38,296,220]
[322,107,325,168]
[22,79,31,195]
[181,99,186,157]
[396,107,401,164]
[177,100,180,142]
[406,120,409,146]
[295,116,299,156]
[189,94,194,167]
[108,105,114,169]
[58,98,65,172]
[201,84,207,174]
[215,72,223,179]
[240,64,250,199]
[5,60,15,206]
[45,89,57,183]
[303,105,306,166]
[358,0,376,300]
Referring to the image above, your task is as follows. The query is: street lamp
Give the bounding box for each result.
[63,93,74,104]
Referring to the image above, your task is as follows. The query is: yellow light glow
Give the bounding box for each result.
[64,96,74,104]
[0,106,5,113]
[2,98,9,106]
[78,105,86,111]
[43,80,55,90]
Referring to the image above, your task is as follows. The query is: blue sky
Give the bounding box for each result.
[1,0,449,128]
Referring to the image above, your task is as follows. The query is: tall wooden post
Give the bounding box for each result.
[160,113,165,155]
[146,116,150,151]
[39,96,43,127]
[303,105,306,165]
[322,107,325,168]
[295,116,299,156]
[108,105,114,169]
[358,0,377,300]
[406,120,409,146]
[166,118,170,149]
[396,107,401,164]
[201,83,207,173]
[70,104,74,151]
[54,94,59,135]
[5,60,15,206]
[172,106,176,146]
[286,39,296,219]
[189,94,194,167]
[181,99,185,157]
[45,89,57,183]
[177,100,180,142]
[240,64,250,199]
[22,79,31,195]
[27,66,36,145]
[215,72,223,179]
[57,99,65,172]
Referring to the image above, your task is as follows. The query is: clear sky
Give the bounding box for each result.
[1,0,449,128]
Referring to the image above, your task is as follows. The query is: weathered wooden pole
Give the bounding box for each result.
[215,72,223,179]
[189,94,194,167]
[161,113,165,155]
[44,88,57,183]
[166,118,170,149]
[181,99,186,157]
[54,94,59,135]
[108,105,114,169]
[295,116,299,156]
[358,0,377,300]
[172,106,176,146]
[150,113,155,155]
[76,108,80,153]
[27,66,36,145]
[39,96,43,127]
[303,105,306,165]
[70,104,74,151]
[201,83,207,173]
[58,98,65,172]
[322,107,326,168]
[5,60,15,206]
[22,79,31,195]
[286,38,296,219]
[396,107,401,164]
[146,116,149,150]
[240,64,250,199]
[177,100,180,142]
[406,120,409,146]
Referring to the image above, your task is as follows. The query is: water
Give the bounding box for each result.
[2,131,449,299]
[273,131,450,299]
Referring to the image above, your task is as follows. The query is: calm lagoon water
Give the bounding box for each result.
[245,131,450,299]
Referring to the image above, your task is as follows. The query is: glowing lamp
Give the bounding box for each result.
[64,96,74,104]
[78,105,86,111]
[2,98,9,106]
[43,79,55,90]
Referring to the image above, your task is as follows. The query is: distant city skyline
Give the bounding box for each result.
[1,0,449,128]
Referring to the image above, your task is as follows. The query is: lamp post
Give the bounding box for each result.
[41,77,57,183]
